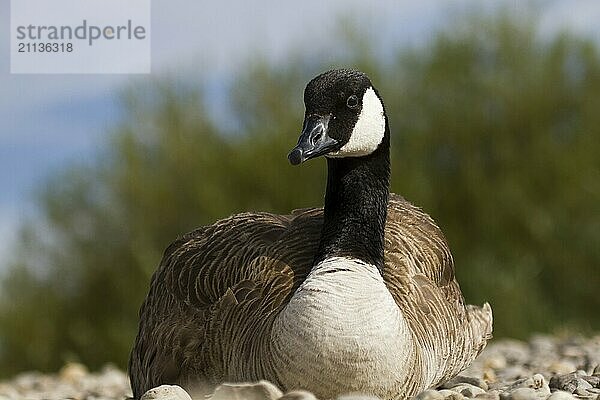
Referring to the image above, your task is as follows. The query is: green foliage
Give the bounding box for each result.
[1,13,599,377]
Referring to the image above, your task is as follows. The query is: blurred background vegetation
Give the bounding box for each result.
[0,11,599,378]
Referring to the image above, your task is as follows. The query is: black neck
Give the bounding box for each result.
[314,131,390,272]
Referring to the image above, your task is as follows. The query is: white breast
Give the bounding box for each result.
[270,257,416,398]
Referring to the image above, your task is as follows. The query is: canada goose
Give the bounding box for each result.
[129,69,493,400]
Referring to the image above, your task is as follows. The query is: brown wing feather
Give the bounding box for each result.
[129,209,322,398]
[383,193,492,387]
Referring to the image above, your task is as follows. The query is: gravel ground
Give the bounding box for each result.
[1,335,599,400]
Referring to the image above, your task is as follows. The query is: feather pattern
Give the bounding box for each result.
[129,194,492,400]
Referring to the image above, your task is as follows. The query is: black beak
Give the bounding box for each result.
[288,114,338,165]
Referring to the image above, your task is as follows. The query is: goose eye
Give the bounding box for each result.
[346,95,359,109]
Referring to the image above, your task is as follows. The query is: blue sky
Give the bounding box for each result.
[1,0,600,269]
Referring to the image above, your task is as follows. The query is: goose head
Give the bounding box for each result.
[288,69,388,165]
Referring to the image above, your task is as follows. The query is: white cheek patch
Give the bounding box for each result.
[328,87,385,158]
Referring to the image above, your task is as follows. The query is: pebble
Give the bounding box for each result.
[501,341,530,364]
[279,390,318,400]
[529,336,555,355]
[583,375,600,387]
[495,366,529,381]
[550,372,594,395]
[58,362,89,383]
[547,392,577,400]
[474,391,500,400]
[141,385,192,400]
[415,389,446,400]
[508,388,538,400]
[448,383,486,398]
[486,356,508,370]
[0,384,20,399]
[526,374,549,390]
[483,370,498,384]
[574,381,593,396]
[211,380,283,400]
[439,389,466,400]
[0,336,599,400]
[548,362,577,375]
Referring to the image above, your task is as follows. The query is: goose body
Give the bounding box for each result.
[129,69,493,400]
